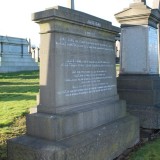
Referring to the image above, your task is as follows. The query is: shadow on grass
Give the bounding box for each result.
[0,75,39,80]
[1,75,38,79]
[0,71,39,82]
[0,94,37,102]
[0,71,39,77]
[0,82,38,85]
[0,86,39,94]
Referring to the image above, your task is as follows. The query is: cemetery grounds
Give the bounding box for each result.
[1,68,160,160]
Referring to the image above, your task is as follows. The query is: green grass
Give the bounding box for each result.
[129,139,160,160]
[0,71,39,160]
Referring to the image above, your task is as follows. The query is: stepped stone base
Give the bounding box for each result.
[127,105,160,129]
[117,74,160,129]
[8,115,139,160]
[26,100,126,141]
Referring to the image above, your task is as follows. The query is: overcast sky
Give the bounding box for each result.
[0,0,153,46]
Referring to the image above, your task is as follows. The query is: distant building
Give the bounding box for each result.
[0,36,39,73]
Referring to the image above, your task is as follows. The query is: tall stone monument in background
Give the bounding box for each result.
[0,36,39,73]
[115,0,160,129]
[8,6,139,160]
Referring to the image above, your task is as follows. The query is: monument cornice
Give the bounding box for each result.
[115,2,160,28]
[32,6,120,33]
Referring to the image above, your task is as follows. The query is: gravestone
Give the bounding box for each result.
[0,36,38,73]
[7,6,139,160]
[115,1,160,128]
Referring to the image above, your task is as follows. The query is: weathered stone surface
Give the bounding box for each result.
[118,75,160,129]
[116,1,160,129]
[115,2,160,28]
[27,100,126,140]
[127,105,160,129]
[8,6,139,160]
[36,6,119,114]
[8,115,139,160]
[119,26,159,74]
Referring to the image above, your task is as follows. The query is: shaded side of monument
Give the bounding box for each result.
[115,1,160,129]
[7,6,139,160]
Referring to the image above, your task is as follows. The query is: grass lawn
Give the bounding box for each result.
[129,138,160,160]
[1,70,160,160]
[0,71,39,160]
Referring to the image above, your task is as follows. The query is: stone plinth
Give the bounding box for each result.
[8,115,138,160]
[118,74,160,129]
[8,6,139,160]
[115,1,160,129]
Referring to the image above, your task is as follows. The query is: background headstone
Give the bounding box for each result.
[115,1,160,129]
[0,36,38,73]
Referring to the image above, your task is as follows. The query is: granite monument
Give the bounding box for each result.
[115,0,160,129]
[7,6,139,160]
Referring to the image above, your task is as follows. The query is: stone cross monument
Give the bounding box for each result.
[67,0,74,9]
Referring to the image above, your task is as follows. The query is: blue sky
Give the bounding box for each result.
[0,0,153,46]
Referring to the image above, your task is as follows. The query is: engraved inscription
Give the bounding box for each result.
[55,36,116,105]
[58,59,115,97]
[85,31,96,37]
[87,20,101,27]
[56,37,113,51]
